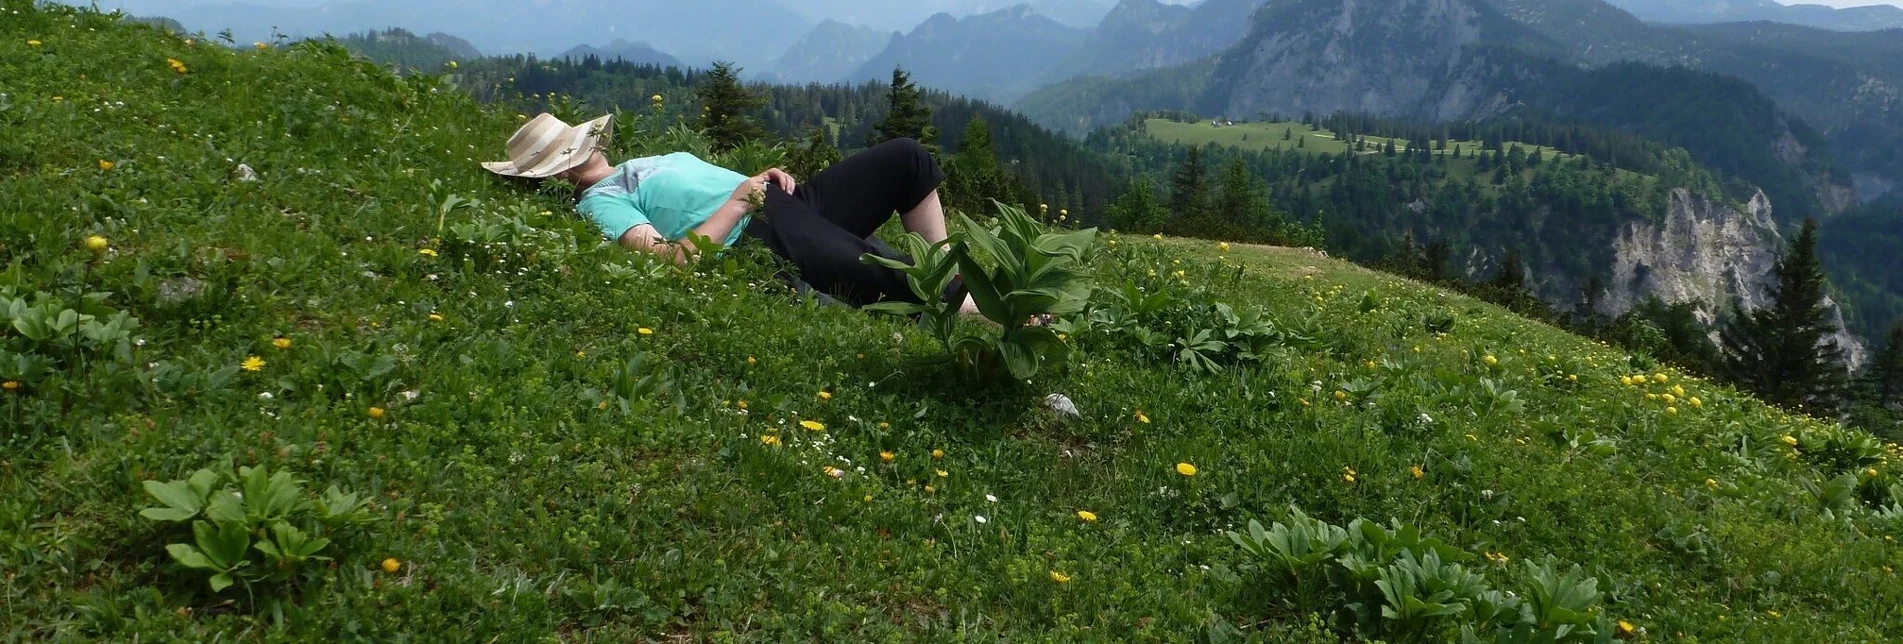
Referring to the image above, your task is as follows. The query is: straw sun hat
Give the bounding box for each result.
[481,113,615,179]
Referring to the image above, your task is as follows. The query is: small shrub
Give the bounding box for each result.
[140,465,372,595]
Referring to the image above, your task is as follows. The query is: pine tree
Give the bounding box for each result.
[1422,240,1451,282]
[784,126,841,184]
[1109,178,1168,233]
[870,67,934,147]
[1872,322,1903,410]
[1169,145,1207,228]
[944,116,1015,213]
[1719,219,1848,414]
[695,61,766,152]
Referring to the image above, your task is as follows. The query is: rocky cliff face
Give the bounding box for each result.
[1603,188,1866,367]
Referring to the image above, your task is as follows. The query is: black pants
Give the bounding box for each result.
[743,138,946,308]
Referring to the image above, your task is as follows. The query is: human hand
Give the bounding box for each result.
[763,168,796,194]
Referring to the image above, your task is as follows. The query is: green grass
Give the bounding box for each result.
[5,4,1903,640]
[1144,118,1576,162]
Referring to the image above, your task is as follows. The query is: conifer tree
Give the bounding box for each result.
[944,116,1015,213]
[784,126,841,184]
[1871,322,1903,410]
[1109,178,1168,233]
[1169,145,1207,227]
[870,67,935,146]
[695,61,766,152]
[1719,219,1848,414]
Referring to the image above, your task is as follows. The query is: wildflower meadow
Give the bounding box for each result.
[3,2,1902,640]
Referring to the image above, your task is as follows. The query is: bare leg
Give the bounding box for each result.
[901,190,950,245]
[900,190,979,315]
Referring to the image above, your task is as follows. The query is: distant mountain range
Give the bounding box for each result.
[767,20,891,84]
[91,0,810,68]
[558,40,685,69]
[1602,0,1903,31]
[848,6,1092,103]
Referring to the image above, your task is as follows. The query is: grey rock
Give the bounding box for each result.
[156,277,205,305]
[235,163,259,182]
[1042,393,1079,418]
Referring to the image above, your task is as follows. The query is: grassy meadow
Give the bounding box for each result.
[1144,118,1579,162]
[4,3,1903,641]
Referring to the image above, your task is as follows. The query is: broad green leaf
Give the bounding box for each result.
[139,507,199,522]
[166,543,218,570]
[209,572,235,593]
[141,480,205,519]
[999,335,1039,380]
[195,520,250,569]
[863,302,930,317]
[953,248,1012,326]
[205,491,246,526]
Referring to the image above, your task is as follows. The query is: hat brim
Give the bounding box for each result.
[483,113,615,179]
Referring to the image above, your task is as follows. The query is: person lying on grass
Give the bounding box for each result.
[484,113,977,313]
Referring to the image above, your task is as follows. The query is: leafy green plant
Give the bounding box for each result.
[1517,556,1607,641]
[865,200,1096,379]
[1229,508,1348,612]
[141,466,371,594]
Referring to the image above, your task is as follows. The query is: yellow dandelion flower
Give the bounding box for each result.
[1410,465,1425,480]
[1218,242,1230,253]
[1616,621,1636,638]
[637,327,654,336]
[1689,397,1703,408]
[381,558,401,573]
[428,313,444,322]
[1,381,20,391]
[818,391,832,401]
[1333,391,1347,402]
[1566,374,1578,383]
[1666,407,1678,415]
[1653,373,1669,383]
[367,406,386,419]
[823,466,844,479]
[1342,473,1357,484]
[1049,570,1071,583]
[931,448,944,459]
[1175,462,1198,477]
[650,94,663,103]
[418,248,438,257]
[1672,385,1686,397]
[1866,468,1879,478]
[1766,610,1781,619]
[241,355,265,372]
[800,420,824,431]
[879,422,890,429]
[1152,233,1163,240]
[746,355,757,366]
[1781,435,1799,446]
[935,469,948,478]
[760,434,781,447]
[880,451,895,463]
[272,337,292,350]
[98,159,115,171]
[737,399,748,410]
[85,235,110,252]
[1076,510,1098,522]
[1706,478,1718,489]
[1662,394,1677,404]
[27,40,42,46]
[1135,410,1150,424]
[1482,355,1499,366]
[1646,394,1659,401]
[923,484,935,493]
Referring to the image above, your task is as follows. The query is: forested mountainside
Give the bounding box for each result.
[846,6,1091,104]
[1602,0,1903,31]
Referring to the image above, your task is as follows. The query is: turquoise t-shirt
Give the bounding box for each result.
[577,153,750,247]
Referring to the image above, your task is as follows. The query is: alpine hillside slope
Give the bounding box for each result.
[4,3,1903,640]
